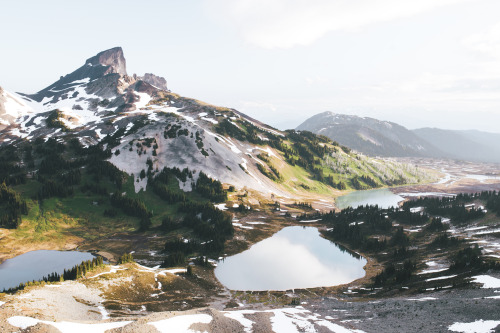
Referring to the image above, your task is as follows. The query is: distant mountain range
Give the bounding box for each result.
[297,111,500,163]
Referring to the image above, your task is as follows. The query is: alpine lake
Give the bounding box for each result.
[0,250,95,291]
[1,188,405,292]
[215,188,404,291]
[215,226,367,291]
[335,188,404,210]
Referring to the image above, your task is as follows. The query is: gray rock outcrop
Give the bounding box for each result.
[139,73,168,90]
[85,47,127,76]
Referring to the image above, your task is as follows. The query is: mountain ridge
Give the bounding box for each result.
[413,127,500,163]
[296,111,446,158]
[298,111,500,163]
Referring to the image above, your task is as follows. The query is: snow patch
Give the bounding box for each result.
[425,275,457,282]
[148,313,212,333]
[417,267,448,275]
[449,320,500,333]
[7,316,39,330]
[89,265,126,279]
[95,128,105,140]
[2,90,34,118]
[223,310,255,333]
[7,316,132,333]
[472,275,500,288]
[98,304,110,320]
[485,295,500,299]
[473,228,500,236]
[252,145,277,158]
[134,92,152,109]
[150,104,195,123]
[201,116,218,124]
[157,268,187,275]
[214,203,228,211]
[406,297,437,302]
[465,226,488,232]
[65,78,91,85]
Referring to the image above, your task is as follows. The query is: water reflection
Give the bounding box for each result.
[0,250,95,290]
[336,188,403,210]
[215,226,366,291]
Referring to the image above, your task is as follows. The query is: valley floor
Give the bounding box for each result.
[1,158,500,332]
[392,158,500,195]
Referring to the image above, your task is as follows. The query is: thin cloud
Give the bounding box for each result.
[206,0,471,48]
[463,23,500,59]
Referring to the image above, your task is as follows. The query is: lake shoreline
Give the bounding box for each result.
[215,226,367,291]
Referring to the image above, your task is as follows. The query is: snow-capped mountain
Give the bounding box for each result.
[0,47,289,194]
[0,48,431,198]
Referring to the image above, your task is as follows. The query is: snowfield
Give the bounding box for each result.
[7,316,132,333]
[472,275,500,288]
[148,314,212,332]
[448,320,500,333]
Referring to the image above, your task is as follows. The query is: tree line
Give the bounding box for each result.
[402,192,487,224]
[0,182,28,228]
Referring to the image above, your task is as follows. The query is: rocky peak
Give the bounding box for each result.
[20,47,169,106]
[85,47,127,76]
[139,73,168,91]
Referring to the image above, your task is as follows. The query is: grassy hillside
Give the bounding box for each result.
[207,106,434,192]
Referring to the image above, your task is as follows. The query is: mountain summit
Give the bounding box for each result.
[85,47,127,76]
[23,47,167,105]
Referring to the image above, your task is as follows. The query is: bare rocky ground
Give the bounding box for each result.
[1,271,499,332]
[308,276,500,333]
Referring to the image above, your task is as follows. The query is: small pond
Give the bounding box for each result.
[0,250,95,291]
[215,226,366,291]
[336,188,403,210]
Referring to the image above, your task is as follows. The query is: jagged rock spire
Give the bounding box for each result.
[85,47,127,75]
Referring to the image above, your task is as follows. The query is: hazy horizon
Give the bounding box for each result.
[1,0,500,133]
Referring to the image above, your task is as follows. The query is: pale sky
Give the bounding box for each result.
[1,0,500,132]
